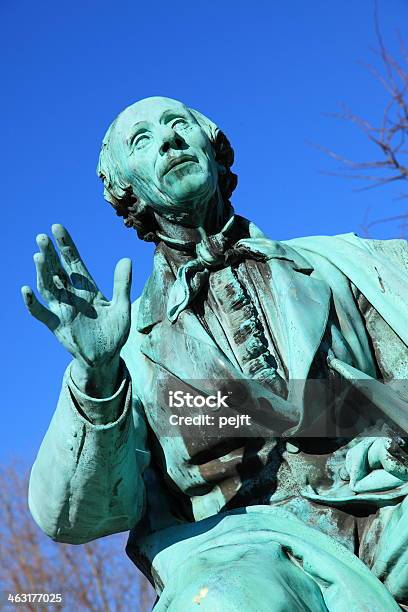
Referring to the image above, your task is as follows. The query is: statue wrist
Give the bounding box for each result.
[71,356,122,398]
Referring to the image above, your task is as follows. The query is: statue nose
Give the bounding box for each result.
[159,129,184,154]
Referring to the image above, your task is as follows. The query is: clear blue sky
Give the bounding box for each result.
[2,0,408,461]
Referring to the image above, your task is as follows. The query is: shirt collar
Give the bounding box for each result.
[136,216,313,332]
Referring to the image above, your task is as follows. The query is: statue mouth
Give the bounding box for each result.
[163,154,198,176]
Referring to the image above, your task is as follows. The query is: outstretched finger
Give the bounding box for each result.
[21,285,59,331]
[34,252,55,300]
[36,233,69,286]
[112,258,132,306]
[52,224,94,281]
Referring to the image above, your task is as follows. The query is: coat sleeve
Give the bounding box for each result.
[28,360,150,544]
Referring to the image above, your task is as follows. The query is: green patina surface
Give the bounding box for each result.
[23,97,408,610]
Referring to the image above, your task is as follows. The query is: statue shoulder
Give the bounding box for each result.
[285,231,408,274]
[338,231,408,274]
[360,236,408,274]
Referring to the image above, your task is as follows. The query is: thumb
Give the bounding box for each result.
[112,258,132,305]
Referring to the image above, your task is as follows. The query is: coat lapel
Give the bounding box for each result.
[139,309,238,382]
[266,258,331,382]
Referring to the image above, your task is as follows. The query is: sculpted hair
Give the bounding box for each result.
[96,107,238,242]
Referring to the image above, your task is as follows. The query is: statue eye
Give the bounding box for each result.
[130,132,151,150]
[171,118,189,130]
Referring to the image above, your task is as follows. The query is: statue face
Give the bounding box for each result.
[113,97,218,221]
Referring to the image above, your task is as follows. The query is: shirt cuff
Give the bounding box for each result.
[66,359,131,426]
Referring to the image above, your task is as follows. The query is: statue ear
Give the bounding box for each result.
[190,109,219,143]
[190,108,233,171]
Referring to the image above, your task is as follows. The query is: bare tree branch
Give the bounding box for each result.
[0,462,156,611]
[320,1,408,236]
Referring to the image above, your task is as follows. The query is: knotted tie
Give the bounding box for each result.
[163,216,312,323]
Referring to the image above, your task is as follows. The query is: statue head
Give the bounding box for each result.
[97,96,237,241]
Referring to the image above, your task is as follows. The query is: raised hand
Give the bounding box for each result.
[22,224,132,396]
